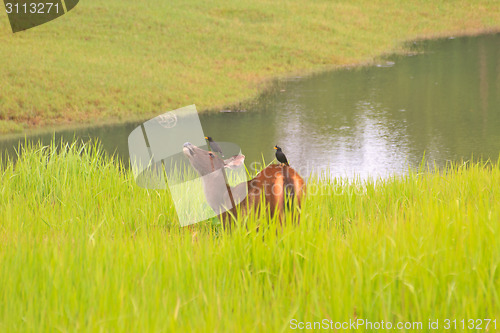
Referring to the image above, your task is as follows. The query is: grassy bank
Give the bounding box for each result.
[1,0,500,134]
[0,141,499,331]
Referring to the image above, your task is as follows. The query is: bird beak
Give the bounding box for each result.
[274,147,277,150]
[204,137,208,140]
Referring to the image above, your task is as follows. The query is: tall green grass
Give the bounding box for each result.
[0,141,499,331]
[1,0,500,133]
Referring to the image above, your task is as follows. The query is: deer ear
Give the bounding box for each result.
[224,154,245,169]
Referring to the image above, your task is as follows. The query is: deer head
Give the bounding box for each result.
[182,142,246,215]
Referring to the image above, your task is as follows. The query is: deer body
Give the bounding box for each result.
[183,142,305,228]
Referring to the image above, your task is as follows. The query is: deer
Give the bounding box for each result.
[182,142,306,229]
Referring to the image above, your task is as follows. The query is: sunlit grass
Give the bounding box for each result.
[0,141,498,331]
[0,0,499,133]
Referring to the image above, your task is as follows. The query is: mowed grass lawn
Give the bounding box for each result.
[0,0,500,133]
[0,141,499,331]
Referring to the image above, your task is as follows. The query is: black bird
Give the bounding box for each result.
[205,136,224,157]
[274,145,289,166]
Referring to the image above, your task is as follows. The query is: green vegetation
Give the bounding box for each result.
[1,0,500,133]
[1,141,498,331]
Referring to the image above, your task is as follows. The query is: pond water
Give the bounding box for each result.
[1,33,499,179]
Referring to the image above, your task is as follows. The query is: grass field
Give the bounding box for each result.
[0,141,498,331]
[1,0,500,134]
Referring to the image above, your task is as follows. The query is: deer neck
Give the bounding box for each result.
[200,170,250,215]
[200,170,231,214]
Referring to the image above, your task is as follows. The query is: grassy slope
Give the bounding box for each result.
[0,142,499,331]
[0,0,499,133]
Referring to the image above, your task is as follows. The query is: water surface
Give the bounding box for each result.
[2,34,500,178]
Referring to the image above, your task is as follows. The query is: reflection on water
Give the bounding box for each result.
[1,34,500,179]
[203,33,500,178]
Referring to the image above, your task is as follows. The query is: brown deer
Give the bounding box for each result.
[182,142,305,229]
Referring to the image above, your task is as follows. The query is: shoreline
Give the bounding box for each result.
[1,28,499,138]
